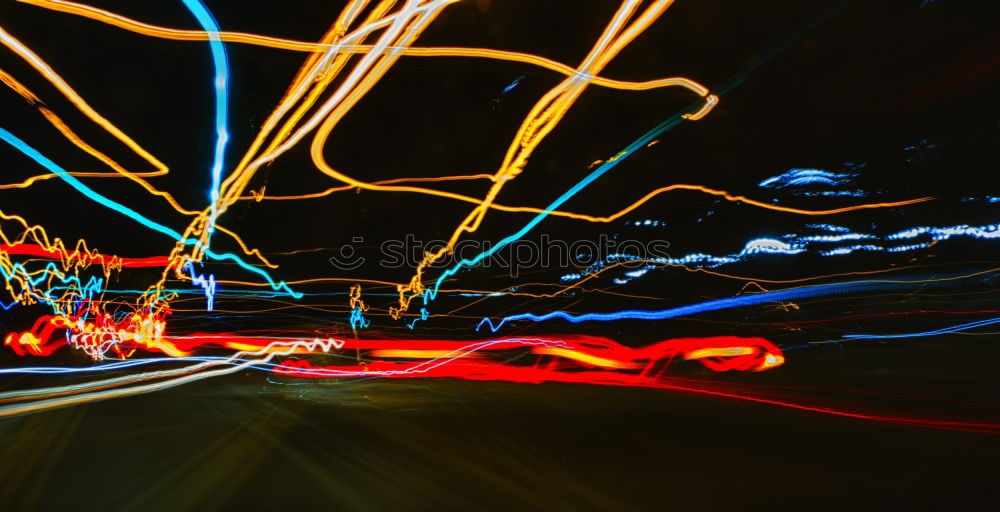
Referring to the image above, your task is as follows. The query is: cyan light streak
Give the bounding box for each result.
[791,315,1000,351]
[800,233,875,242]
[501,74,525,95]
[962,196,1000,203]
[407,307,429,329]
[0,126,300,298]
[2,257,105,316]
[1,126,182,239]
[478,270,998,331]
[423,104,697,308]
[805,224,852,233]
[180,0,230,239]
[843,317,1000,340]
[889,224,1000,241]
[349,306,370,329]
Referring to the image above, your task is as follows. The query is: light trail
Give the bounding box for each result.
[422,105,698,321]
[0,0,994,439]
[389,0,685,319]
[478,268,1000,331]
[238,179,931,221]
[17,0,715,95]
[179,0,230,239]
[0,24,169,175]
[0,244,169,268]
[0,127,300,297]
[842,316,1000,340]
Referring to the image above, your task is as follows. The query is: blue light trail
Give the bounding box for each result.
[180,0,230,240]
[0,126,300,298]
[478,270,999,331]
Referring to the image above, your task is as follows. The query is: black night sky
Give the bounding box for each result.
[1,0,999,509]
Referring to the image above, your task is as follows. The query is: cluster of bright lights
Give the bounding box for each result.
[562,221,1000,286]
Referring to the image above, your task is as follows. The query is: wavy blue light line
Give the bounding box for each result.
[843,317,1000,339]
[180,0,230,239]
[477,271,996,331]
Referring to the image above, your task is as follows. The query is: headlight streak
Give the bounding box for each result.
[2,335,774,403]
[6,334,993,434]
[0,337,348,417]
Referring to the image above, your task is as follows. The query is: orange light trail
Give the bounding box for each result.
[1,0,979,439]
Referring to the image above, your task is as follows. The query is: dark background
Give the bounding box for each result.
[1,0,999,509]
